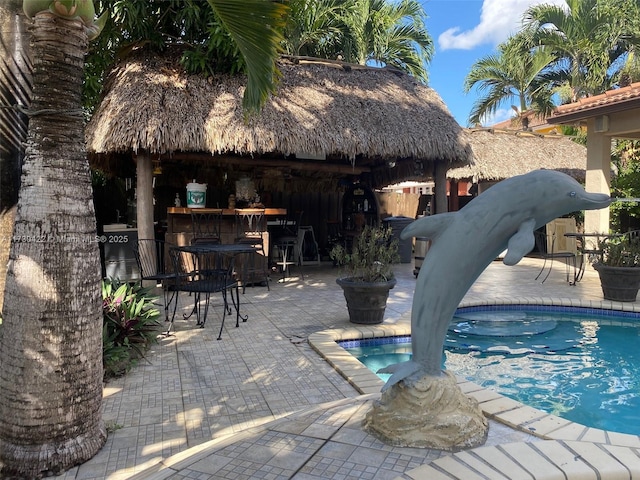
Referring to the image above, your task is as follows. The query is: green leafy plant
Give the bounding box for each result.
[102,278,162,379]
[330,225,400,282]
[596,234,640,267]
[609,140,640,232]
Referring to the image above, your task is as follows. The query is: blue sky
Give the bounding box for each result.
[420,0,565,127]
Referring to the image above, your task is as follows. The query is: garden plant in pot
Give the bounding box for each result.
[330,225,400,324]
[593,233,640,302]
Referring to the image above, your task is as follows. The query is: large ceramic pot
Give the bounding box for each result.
[336,277,397,324]
[593,263,640,302]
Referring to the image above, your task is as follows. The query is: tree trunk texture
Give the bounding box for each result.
[0,0,32,312]
[0,12,106,478]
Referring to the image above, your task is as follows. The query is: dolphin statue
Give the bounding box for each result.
[380,169,611,389]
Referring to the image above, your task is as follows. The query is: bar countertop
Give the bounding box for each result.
[167,207,286,216]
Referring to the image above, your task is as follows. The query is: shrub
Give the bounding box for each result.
[596,234,640,267]
[102,278,162,379]
[329,225,400,282]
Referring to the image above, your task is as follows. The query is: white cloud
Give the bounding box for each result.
[480,108,513,127]
[438,0,566,51]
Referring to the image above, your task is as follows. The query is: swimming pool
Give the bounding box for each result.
[340,306,640,436]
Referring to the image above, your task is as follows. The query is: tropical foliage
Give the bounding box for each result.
[464,33,556,128]
[523,0,635,102]
[465,0,640,127]
[610,140,640,231]
[283,0,433,81]
[85,0,287,115]
[84,0,434,113]
[102,279,161,379]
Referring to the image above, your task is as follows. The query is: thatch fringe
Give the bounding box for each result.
[450,128,587,182]
[86,48,471,178]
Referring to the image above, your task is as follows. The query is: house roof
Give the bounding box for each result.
[448,128,586,182]
[548,82,640,124]
[86,48,472,190]
[489,114,560,134]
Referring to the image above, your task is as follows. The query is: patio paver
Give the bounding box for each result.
[52,256,640,479]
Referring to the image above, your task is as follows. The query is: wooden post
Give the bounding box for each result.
[434,162,448,214]
[449,180,460,211]
[135,152,155,243]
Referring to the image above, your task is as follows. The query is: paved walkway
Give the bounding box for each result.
[54,257,640,479]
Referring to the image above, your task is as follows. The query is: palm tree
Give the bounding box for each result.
[90,0,286,115]
[464,34,556,128]
[0,0,286,476]
[283,0,345,58]
[0,0,31,311]
[0,8,107,477]
[207,0,287,113]
[523,0,630,102]
[283,0,433,82]
[339,0,433,81]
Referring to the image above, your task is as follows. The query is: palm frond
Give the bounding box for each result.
[209,0,288,115]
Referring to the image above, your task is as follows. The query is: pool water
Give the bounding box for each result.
[341,308,640,435]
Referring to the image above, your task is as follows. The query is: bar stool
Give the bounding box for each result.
[191,209,223,245]
[234,208,270,291]
[297,225,321,265]
[273,211,304,282]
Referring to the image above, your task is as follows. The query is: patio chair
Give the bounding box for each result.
[191,209,223,245]
[132,239,182,331]
[234,208,270,292]
[168,247,241,340]
[626,229,640,241]
[533,229,577,285]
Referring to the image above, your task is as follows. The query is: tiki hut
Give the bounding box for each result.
[449,128,587,185]
[86,47,471,194]
[86,47,472,249]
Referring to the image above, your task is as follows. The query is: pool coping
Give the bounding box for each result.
[308,298,640,449]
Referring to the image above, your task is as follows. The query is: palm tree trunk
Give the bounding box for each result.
[0,11,105,478]
[0,0,32,311]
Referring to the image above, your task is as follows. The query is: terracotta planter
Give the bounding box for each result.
[593,263,640,302]
[336,277,397,324]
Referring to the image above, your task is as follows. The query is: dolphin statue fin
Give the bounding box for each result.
[378,360,422,391]
[502,218,536,266]
[400,212,457,240]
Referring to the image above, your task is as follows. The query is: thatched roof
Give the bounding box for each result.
[448,128,587,182]
[86,48,471,190]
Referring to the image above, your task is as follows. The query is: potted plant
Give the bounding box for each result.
[330,225,400,324]
[593,233,640,302]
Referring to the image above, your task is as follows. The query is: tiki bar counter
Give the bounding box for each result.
[165,207,286,249]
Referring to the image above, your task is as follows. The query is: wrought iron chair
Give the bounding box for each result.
[533,229,577,285]
[234,208,270,292]
[132,239,182,332]
[168,247,242,340]
[191,209,223,245]
[626,229,640,241]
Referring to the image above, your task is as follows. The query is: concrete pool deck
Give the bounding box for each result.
[54,257,640,479]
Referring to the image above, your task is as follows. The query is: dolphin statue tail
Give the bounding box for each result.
[378,360,423,391]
